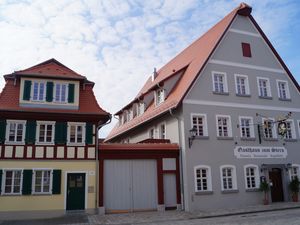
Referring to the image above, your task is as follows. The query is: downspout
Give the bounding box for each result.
[95,114,112,214]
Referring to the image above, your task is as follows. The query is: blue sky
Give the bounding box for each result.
[0,0,299,137]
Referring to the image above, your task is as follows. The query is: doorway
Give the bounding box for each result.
[163,174,177,210]
[66,173,86,210]
[269,168,284,202]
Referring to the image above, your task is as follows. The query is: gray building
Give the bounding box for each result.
[106,3,300,212]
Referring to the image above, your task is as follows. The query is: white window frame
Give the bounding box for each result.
[257,77,271,98]
[244,164,260,190]
[297,120,300,139]
[289,164,300,181]
[234,74,250,95]
[220,165,237,191]
[262,118,277,139]
[239,116,255,138]
[276,79,290,100]
[216,115,232,137]
[155,88,165,106]
[138,102,145,116]
[284,119,296,140]
[191,113,208,137]
[54,82,69,103]
[194,165,212,192]
[36,121,55,145]
[1,169,23,195]
[32,169,53,195]
[5,120,26,144]
[212,71,228,93]
[31,81,46,101]
[148,127,156,139]
[67,122,86,146]
[159,122,167,139]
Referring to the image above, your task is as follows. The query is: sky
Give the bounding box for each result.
[0,0,299,137]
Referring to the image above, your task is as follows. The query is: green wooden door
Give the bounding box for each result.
[66,173,85,210]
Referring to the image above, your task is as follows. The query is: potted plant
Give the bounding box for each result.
[289,177,300,202]
[259,181,270,205]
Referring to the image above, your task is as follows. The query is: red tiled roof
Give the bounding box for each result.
[106,2,300,141]
[100,143,179,151]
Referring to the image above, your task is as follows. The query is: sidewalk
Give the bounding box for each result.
[1,202,300,225]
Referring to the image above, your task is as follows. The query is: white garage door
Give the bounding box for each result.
[104,160,158,213]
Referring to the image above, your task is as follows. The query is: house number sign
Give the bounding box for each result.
[234,146,287,159]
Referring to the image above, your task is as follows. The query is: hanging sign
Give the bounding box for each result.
[234,146,287,159]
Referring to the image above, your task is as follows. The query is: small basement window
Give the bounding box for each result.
[241,43,252,57]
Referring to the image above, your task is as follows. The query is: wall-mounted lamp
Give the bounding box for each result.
[260,164,267,172]
[189,127,197,148]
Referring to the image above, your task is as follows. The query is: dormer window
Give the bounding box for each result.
[55,83,68,103]
[32,81,46,101]
[138,102,145,115]
[155,88,165,106]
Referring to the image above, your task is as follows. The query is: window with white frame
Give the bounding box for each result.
[54,83,68,103]
[262,118,277,139]
[5,120,26,144]
[285,120,296,140]
[149,127,155,139]
[194,166,212,192]
[290,165,300,181]
[239,117,254,138]
[36,121,55,144]
[32,81,46,101]
[155,89,165,105]
[276,80,290,100]
[235,74,250,95]
[298,120,300,138]
[68,122,85,145]
[159,123,166,139]
[257,77,271,98]
[212,72,227,93]
[244,165,259,189]
[2,169,22,195]
[220,165,237,191]
[33,169,52,194]
[216,115,232,137]
[191,114,208,137]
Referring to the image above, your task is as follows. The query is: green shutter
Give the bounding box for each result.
[55,122,67,144]
[85,123,93,145]
[0,170,2,194]
[23,80,32,101]
[0,120,6,144]
[22,170,32,195]
[46,82,54,102]
[68,83,75,103]
[25,120,36,144]
[52,170,61,194]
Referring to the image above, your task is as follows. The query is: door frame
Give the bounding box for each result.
[64,171,88,210]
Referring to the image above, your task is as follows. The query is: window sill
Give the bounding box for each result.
[5,141,25,145]
[1,193,22,196]
[36,142,55,146]
[217,136,234,140]
[284,139,297,142]
[263,138,278,142]
[195,191,213,195]
[236,94,251,97]
[67,143,85,146]
[194,136,209,140]
[212,91,229,96]
[245,188,260,192]
[259,96,272,100]
[32,192,52,195]
[221,189,239,194]
[240,137,256,141]
[278,98,291,102]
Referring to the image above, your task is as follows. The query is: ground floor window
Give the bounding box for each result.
[244,165,259,189]
[33,170,52,194]
[220,165,237,191]
[194,165,212,192]
[2,170,22,195]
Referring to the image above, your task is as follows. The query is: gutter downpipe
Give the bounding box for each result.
[169,108,186,211]
[95,114,112,215]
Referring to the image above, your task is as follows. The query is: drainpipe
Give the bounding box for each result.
[95,114,112,214]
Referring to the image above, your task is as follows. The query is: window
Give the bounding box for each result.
[194,166,212,192]
[244,165,259,189]
[33,170,52,194]
[149,127,155,139]
[2,170,22,195]
[290,165,300,181]
[220,165,237,191]
[257,77,271,98]
[32,81,45,101]
[241,42,252,57]
[212,72,228,93]
[235,74,250,96]
[36,121,55,144]
[54,83,68,103]
[5,120,26,144]
[262,118,277,139]
[138,102,145,115]
[239,117,254,138]
[155,89,165,105]
[276,80,290,100]
[68,122,85,145]
[191,114,208,137]
[284,120,296,140]
[216,115,232,137]
[159,123,166,139]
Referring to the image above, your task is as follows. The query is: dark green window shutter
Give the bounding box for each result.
[0,120,6,144]
[23,80,32,101]
[85,123,93,144]
[25,120,36,144]
[0,170,2,194]
[52,170,61,194]
[68,83,75,103]
[22,170,32,195]
[55,122,67,144]
[46,82,54,102]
